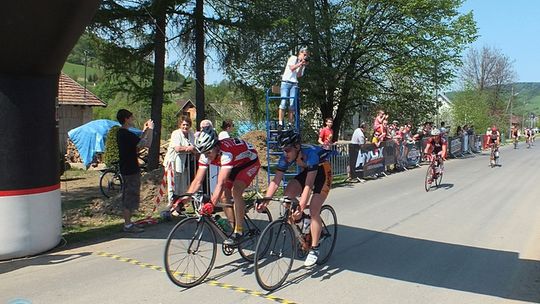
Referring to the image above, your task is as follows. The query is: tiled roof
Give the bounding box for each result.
[58,73,106,107]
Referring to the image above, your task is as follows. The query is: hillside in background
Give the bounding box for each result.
[446,82,540,115]
[511,83,540,114]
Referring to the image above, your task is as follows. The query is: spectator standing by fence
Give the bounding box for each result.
[462,124,469,154]
[467,125,475,153]
[318,117,334,150]
[195,119,213,138]
[351,122,366,145]
[456,125,463,137]
[219,119,234,140]
[163,115,196,207]
[116,109,154,233]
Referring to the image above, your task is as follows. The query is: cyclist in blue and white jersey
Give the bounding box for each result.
[259,129,334,267]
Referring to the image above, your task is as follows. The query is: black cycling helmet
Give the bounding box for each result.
[195,126,219,153]
[277,129,300,148]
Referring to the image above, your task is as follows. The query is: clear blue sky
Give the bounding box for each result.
[190,1,540,85]
[460,0,540,83]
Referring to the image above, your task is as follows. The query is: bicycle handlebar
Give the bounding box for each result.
[255,196,300,210]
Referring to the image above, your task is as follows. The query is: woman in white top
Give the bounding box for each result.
[218,119,234,140]
[163,115,196,206]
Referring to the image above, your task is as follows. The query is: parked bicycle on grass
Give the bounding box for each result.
[99,151,149,198]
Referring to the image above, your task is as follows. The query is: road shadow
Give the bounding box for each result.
[429,183,454,191]
[0,251,92,275]
[277,225,540,302]
[185,223,540,302]
[5,217,539,303]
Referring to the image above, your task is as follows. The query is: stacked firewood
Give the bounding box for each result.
[65,139,82,163]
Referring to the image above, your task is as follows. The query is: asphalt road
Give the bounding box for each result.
[1,143,540,304]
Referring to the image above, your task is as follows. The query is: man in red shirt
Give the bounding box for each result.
[318,117,334,150]
[184,127,260,246]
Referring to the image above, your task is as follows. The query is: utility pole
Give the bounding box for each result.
[509,87,513,139]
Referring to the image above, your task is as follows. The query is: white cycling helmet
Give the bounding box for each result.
[431,128,441,136]
[195,126,219,153]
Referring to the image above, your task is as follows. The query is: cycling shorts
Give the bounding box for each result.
[294,162,333,196]
[224,159,260,190]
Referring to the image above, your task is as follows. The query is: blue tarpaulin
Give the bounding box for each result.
[67,119,142,168]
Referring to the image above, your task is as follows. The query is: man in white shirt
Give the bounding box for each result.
[279,48,308,129]
[351,122,366,145]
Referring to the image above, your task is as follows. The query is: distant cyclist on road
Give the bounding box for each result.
[487,125,501,149]
[423,129,448,176]
[525,128,533,147]
[181,126,261,246]
[511,125,519,149]
[259,129,334,267]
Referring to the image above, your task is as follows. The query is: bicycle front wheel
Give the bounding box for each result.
[435,164,444,187]
[99,169,123,198]
[164,217,217,288]
[317,205,338,265]
[238,204,272,262]
[254,220,295,291]
[424,164,434,192]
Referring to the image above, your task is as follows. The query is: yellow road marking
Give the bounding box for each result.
[95,251,298,304]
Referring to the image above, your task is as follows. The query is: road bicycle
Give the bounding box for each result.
[512,136,518,149]
[99,161,123,198]
[490,144,500,167]
[99,152,150,198]
[253,197,338,291]
[424,153,444,192]
[163,192,272,288]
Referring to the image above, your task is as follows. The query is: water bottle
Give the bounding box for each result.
[302,214,311,234]
[214,215,231,233]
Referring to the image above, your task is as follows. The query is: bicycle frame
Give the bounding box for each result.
[176,193,270,250]
[428,154,443,176]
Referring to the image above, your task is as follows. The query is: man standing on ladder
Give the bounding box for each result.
[279,47,309,130]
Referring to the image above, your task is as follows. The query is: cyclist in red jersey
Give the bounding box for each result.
[184,126,261,246]
[423,129,448,168]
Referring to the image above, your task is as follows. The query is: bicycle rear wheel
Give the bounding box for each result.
[424,164,434,192]
[317,205,338,265]
[254,220,295,291]
[164,217,217,288]
[99,169,123,198]
[238,204,272,262]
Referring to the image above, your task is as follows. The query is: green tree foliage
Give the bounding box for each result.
[451,89,494,133]
[103,126,121,167]
[218,0,477,138]
[91,0,193,170]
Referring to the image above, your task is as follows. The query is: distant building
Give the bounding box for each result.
[175,99,196,120]
[57,73,106,153]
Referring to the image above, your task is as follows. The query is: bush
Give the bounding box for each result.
[103,126,120,168]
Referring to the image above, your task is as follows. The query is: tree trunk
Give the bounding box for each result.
[194,0,205,129]
[148,1,166,171]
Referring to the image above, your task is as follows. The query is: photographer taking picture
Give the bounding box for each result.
[279,47,309,130]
